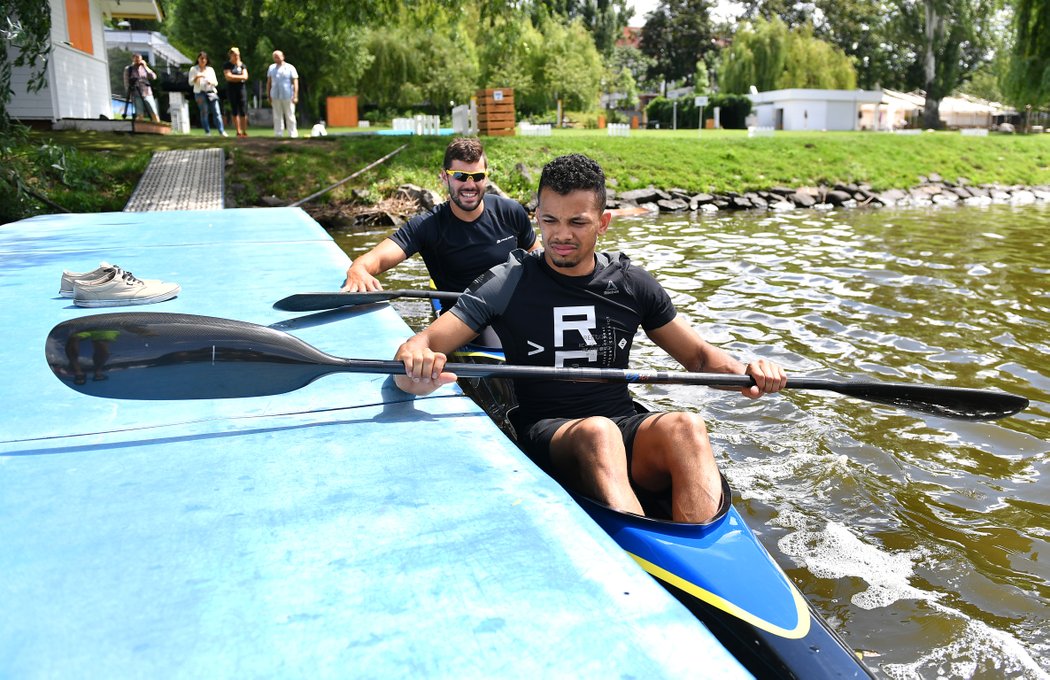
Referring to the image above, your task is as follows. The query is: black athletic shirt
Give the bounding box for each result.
[388,194,535,293]
[451,250,677,424]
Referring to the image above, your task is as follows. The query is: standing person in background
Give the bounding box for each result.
[266,50,299,138]
[124,53,160,123]
[223,47,250,137]
[188,51,227,137]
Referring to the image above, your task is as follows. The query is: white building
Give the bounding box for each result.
[104,28,191,77]
[6,0,163,125]
[749,88,885,131]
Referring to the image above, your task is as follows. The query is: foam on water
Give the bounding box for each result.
[880,608,1050,680]
[773,511,933,609]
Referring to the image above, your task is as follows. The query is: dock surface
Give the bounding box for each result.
[0,208,748,678]
[123,148,225,211]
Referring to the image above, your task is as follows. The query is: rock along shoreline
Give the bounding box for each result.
[308,174,1050,230]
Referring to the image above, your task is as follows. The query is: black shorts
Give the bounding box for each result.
[512,411,658,479]
[228,87,248,116]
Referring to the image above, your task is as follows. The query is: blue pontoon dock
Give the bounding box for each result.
[0,208,749,677]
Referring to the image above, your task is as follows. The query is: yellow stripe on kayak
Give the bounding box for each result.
[629,552,812,639]
[452,349,505,361]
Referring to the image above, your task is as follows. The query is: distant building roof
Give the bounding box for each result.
[104,29,192,67]
[617,26,642,49]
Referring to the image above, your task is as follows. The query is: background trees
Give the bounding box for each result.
[718,18,856,94]
[1002,0,1050,109]
[4,0,1042,130]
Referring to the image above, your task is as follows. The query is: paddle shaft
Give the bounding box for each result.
[45,312,1029,420]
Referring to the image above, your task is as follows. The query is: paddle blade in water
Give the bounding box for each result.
[45,312,345,399]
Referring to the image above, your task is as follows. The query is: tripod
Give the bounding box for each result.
[122,69,157,131]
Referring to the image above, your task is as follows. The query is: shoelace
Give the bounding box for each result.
[119,269,142,285]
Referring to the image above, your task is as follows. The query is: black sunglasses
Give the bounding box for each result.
[445,169,488,182]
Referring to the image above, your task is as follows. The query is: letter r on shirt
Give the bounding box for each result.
[553,306,598,367]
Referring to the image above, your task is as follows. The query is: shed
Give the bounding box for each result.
[749,88,884,131]
[6,0,163,125]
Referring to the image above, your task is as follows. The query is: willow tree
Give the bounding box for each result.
[717,17,788,94]
[718,18,854,94]
[1002,0,1050,109]
[780,24,857,89]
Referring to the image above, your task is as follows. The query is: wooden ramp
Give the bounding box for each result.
[124,148,225,212]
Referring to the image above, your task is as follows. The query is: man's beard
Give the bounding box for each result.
[450,185,483,212]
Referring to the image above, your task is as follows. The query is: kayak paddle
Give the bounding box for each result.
[44,312,1029,421]
[274,290,461,312]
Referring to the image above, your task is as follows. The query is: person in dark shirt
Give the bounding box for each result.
[393,153,787,524]
[342,138,538,294]
[222,47,249,137]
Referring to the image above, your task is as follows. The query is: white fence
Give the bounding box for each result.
[452,103,477,135]
[519,123,551,136]
[392,115,442,135]
[747,126,774,138]
[607,123,630,137]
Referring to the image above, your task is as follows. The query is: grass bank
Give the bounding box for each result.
[5,128,1050,221]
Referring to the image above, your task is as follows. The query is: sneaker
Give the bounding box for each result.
[220,131,229,137]
[60,263,162,298]
[60,262,114,297]
[73,269,181,307]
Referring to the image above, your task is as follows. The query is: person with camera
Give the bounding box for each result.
[188,51,227,137]
[123,53,160,123]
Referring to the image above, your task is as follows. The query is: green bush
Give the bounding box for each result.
[645,94,753,129]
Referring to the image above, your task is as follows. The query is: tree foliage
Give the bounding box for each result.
[737,0,911,90]
[358,7,604,116]
[718,18,856,94]
[890,0,994,128]
[529,0,633,55]
[1002,0,1050,108]
[166,0,381,120]
[640,0,717,85]
[0,0,52,131]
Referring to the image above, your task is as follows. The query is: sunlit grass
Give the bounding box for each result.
[13,127,1050,218]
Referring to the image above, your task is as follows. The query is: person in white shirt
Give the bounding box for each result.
[266,50,299,138]
[188,51,227,137]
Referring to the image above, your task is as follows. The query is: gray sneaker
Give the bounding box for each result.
[59,262,115,297]
[61,263,163,298]
[73,269,181,307]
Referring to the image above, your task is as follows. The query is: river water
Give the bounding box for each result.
[331,202,1049,679]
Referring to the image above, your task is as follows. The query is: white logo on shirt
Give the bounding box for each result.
[604,281,619,295]
[553,306,597,367]
[496,235,515,244]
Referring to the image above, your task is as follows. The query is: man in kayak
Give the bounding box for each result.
[341,138,540,293]
[393,153,786,524]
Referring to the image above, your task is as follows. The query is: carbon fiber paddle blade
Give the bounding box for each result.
[273,292,399,311]
[822,381,1028,421]
[273,290,462,312]
[45,312,342,399]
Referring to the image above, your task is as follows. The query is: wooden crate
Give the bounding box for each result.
[476,88,515,136]
[326,96,358,127]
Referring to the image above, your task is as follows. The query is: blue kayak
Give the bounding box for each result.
[432,298,874,678]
